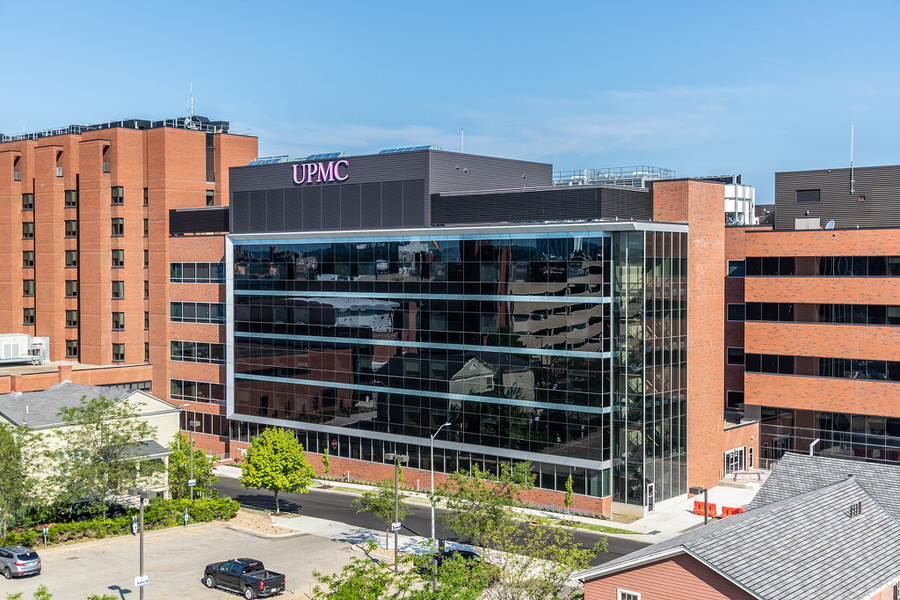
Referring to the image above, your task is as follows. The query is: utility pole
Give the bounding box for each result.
[189,419,201,500]
[128,487,158,599]
[430,422,452,542]
[384,452,408,572]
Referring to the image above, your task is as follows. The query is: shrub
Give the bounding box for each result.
[0,497,239,548]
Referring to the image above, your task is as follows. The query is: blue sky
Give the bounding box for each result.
[2,0,899,203]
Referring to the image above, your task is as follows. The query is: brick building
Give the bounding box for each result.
[725,164,900,469]
[0,117,772,517]
[0,116,257,448]
[168,148,755,519]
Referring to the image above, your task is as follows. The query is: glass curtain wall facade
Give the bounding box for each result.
[612,231,688,505]
[229,225,686,504]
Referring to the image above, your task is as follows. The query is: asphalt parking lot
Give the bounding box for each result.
[0,522,355,599]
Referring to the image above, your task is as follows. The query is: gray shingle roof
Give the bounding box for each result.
[747,452,900,519]
[0,381,140,428]
[122,439,172,460]
[579,478,900,600]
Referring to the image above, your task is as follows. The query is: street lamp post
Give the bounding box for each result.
[689,485,709,525]
[189,420,201,500]
[430,422,452,543]
[128,487,158,600]
[384,452,408,572]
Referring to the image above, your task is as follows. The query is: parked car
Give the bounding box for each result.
[417,548,499,582]
[66,498,128,522]
[203,558,286,599]
[0,545,41,579]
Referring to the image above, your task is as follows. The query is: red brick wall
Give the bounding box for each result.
[745,277,900,304]
[300,453,613,516]
[722,421,759,469]
[653,180,728,491]
[0,364,153,393]
[0,126,256,372]
[746,322,900,361]
[747,372,900,418]
[584,553,757,600]
[736,226,900,447]
[744,228,900,257]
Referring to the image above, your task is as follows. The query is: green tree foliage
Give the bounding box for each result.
[240,427,315,512]
[353,478,412,548]
[438,462,605,600]
[50,395,160,500]
[322,448,331,477]
[564,475,574,512]
[167,432,219,499]
[0,424,34,536]
[438,462,533,549]
[313,541,486,600]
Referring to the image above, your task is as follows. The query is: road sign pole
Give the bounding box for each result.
[139,496,144,600]
[394,457,399,572]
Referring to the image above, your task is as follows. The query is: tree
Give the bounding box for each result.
[49,395,160,501]
[0,424,34,535]
[353,479,412,549]
[240,427,315,513]
[167,433,219,500]
[563,476,574,513]
[438,462,533,549]
[313,540,487,600]
[322,448,331,478]
[438,462,605,600]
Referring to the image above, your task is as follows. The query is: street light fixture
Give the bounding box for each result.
[689,485,709,524]
[384,452,409,572]
[430,422,452,543]
[128,487,158,600]
[189,420,201,500]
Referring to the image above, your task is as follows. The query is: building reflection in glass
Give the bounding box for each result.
[231,228,686,503]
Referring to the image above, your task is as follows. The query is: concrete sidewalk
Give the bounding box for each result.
[214,465,760,543]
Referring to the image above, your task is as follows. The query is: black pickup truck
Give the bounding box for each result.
[203,558,286,599]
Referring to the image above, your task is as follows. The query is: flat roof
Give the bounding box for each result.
[228,220,689,243]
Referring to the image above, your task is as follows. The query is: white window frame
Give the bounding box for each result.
[617,590,641,600]
[724,446,747,475]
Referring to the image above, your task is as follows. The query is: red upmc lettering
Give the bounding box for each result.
[292,159,350,184]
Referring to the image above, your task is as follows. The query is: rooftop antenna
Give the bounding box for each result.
[850,125,855,194]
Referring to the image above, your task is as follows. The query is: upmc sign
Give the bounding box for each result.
[292,159,350,185]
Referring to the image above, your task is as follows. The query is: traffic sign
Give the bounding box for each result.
[135,575,149,587]
[331,439,338,450]
[391,521,401,532]
[188,479,196,487]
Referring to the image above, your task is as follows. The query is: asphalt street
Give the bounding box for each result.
[212,478,649,567]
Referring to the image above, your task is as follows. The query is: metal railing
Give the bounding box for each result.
[1,116,249,143]
[553,166,675,187]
